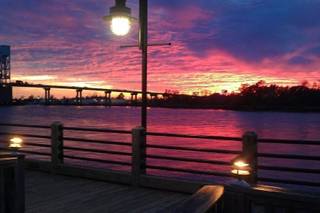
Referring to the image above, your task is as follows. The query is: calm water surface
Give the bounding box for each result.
[1,105,319,139]
[0,106,319,190]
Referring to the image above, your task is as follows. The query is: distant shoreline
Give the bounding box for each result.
[4,81,320,113]
[2,103,320,113]
[153,104,320,113]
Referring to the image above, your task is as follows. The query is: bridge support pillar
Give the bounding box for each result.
[44,87,51,105]
[104,90,112,106]
[130,92,138,106]
[76,89,82,105]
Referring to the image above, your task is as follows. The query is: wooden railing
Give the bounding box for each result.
[0,122,319,189]
[0,122,319,212]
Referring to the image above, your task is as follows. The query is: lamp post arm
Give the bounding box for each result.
[119,42,171,49]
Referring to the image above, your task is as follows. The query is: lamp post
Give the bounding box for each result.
[104,0,148,129]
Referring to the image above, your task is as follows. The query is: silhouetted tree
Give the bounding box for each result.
[117,93,125,100]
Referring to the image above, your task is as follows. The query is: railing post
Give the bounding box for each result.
[132,126,146,186]
[242,131,258,185]
[51,122,64,168]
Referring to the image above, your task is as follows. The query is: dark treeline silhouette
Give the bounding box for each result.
[153,81,320,112]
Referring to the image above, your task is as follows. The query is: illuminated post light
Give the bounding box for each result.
[9,137,23,152]
[231,155,251,181]
[111,17,131,36]
[103,0,134,36]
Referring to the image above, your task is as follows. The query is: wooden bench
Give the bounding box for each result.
[159,185,224,213]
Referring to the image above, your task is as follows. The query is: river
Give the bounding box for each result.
[0,105,319,191]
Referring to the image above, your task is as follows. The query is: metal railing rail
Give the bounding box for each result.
[258,177,320,187]
[0,145,51,157]
[0,132,51,140]
[0,123,50,129]
[258,138,319,145]
[147,165,231,177]
[147,154,230,165]
[63,126,131,134]
[63,146,131,156]
[147,144,241,154]
[147,131,242,141]
[63,155,131,166]
[63,137,131,146]
[258,152,320,161]
[258,165,320,174]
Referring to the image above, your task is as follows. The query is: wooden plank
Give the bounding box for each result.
[140,174,205,193]
[25,171,188,213]
[24,160,320,212]
[25,159,202,193]
[25,160,132,185]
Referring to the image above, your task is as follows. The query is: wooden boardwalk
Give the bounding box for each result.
[26,171,188,213]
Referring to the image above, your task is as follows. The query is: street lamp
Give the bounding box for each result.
[103,0,134,36]
[104,0,148,129]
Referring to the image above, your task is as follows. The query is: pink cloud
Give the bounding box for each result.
[3,1,320,97]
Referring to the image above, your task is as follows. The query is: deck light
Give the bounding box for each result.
[9,137,23,152]
[104,0,134,36]
[231,155,251,179]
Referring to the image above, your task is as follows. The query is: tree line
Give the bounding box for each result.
[154,81,320,112]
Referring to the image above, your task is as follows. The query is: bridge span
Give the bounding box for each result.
[1,81,185,105]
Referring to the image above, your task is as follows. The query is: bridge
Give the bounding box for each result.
[0,81,183,105]
[1,45,191,105]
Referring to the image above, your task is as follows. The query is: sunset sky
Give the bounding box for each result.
[1,0,320,97]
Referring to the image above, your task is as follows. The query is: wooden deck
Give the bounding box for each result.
[26,171,188,213]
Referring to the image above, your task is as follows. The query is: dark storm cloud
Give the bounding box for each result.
[288,56,313,65]
[305,46,320,57]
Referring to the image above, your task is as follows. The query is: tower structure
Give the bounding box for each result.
[0,45,12,104]
[0,45,10,83]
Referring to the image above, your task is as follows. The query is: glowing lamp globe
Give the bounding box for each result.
[111,16,131,36]
[104,0,134,36]
[231,156,251,179]
[9,137,23,151]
